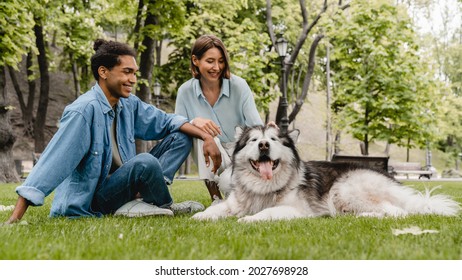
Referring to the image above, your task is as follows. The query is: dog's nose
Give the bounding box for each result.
[259,140,270,151]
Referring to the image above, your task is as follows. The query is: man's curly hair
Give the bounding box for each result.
[90,39,137,81]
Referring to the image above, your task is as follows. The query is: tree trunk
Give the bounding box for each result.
[135,9,157,153]
[325,42,332,160]
[0,66,20,183]
[363,105,370,155]
[384,142,390,156]
[364,139,369,156]
[334,131,341,155]
[155,39,162,66]
[8,66,26,114]
[70,53,80,99]
[132,0,145,52]
[25,51,36,137]
[406,138,411,162]
[33,19,50,153]
[384,125,391,156]
[7,50,36,137]
[137,15,156,103]
[288,34,324,124]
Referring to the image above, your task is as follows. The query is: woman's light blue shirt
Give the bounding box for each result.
[16,83,188,217]
[175,75,263,143]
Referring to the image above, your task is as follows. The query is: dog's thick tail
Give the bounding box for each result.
[406,186,460,216]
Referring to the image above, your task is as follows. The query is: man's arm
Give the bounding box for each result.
[179,122,222,173]
[5,196,30,224]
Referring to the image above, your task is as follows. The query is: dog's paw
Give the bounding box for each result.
[191,211,220,221]
[237,215,266,223]
[357,212,385,218]
[191,211,210,220]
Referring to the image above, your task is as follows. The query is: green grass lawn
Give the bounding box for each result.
[1,180,461,260]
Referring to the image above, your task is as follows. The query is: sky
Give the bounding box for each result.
[411,0,461,39]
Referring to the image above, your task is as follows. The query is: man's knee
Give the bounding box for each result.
[171,131,193,150]
[134,153,161,172]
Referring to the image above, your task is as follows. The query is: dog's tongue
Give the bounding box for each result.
[259,161,273,180]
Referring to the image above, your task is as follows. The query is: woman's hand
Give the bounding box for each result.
[191,117,222,137]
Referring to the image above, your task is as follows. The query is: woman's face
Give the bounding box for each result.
[192,47,225,83]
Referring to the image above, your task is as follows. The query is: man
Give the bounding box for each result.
[5,39,221,223]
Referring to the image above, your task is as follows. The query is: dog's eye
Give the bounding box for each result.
[271,137,277,141]
[250,138,257,142]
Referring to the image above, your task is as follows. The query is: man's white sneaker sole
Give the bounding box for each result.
[114,200,173,217]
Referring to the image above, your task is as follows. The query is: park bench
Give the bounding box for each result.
[331,154,390,173]
[14,153,41,179]
[13,152,40,179]
[388,162,432,179]
[14,159,25,179]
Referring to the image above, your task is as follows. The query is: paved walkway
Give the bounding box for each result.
[396,176,462,182]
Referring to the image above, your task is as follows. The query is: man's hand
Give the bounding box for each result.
[202,135,222,173]
[180,122,222,173]
[191,117,222,137]
[4,196,30,225]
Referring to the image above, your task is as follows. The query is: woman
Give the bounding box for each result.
[175,34,263,201]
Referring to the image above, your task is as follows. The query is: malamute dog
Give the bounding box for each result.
[192,125,460,222]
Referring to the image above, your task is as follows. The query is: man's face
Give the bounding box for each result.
[102,55,138,101]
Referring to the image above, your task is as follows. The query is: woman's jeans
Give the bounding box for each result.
[92,132,192,214]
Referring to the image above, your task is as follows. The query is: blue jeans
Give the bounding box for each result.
[92,132,192,215]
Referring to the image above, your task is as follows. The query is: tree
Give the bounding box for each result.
[55,0,104,98]
[266,0,325,126]
[436,91,462,169]
[32,11,51,153]
[327,0,435,155]
[264,0,352,128]
[0,0,35,182]
[131,0,186,152]
[7,51,36,137]
[401,0,462,167]
[435,29,462,168]
[134,0,186,105]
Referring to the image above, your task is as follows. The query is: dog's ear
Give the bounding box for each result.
[234,126,244,140]
[266,121,278,129]
[288,129,300,143]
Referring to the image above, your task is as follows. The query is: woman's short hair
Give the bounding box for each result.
[90,39,137,80]
[190,35,231,79]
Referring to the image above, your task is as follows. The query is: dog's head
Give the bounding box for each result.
[232,125,301,183]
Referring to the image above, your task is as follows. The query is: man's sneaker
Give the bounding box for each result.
[114,200,173,217]
[170,201,205,214]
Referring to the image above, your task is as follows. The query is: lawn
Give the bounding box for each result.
[1,180,461,260]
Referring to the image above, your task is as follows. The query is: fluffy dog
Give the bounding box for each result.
[192,125,460,222]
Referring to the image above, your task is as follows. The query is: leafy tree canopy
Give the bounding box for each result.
[327,0,438,153]
[0,0,35,68]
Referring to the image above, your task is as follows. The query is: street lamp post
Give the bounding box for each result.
[424,109,434,175]
[276,37,289,134]
[153,81,161,107]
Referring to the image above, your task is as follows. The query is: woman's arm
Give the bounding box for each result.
[190,117,222,137]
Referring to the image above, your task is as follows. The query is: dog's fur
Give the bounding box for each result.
[192,125,460,222]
